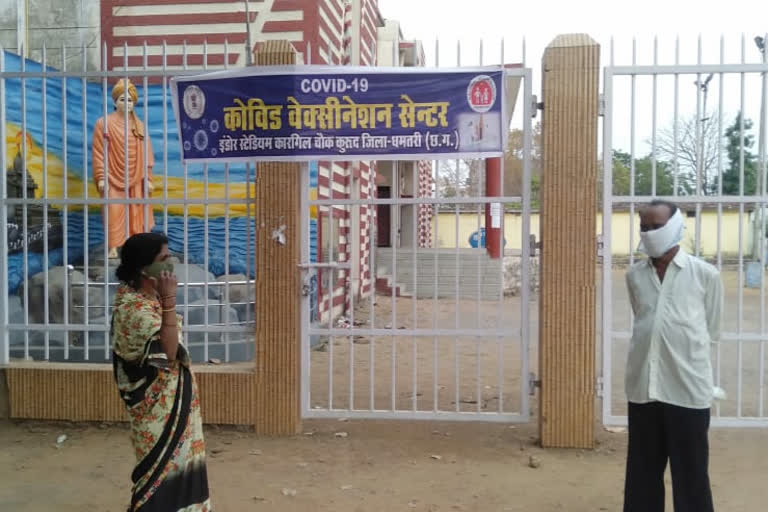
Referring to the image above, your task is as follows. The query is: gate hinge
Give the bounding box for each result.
[529,234,541,256]
[529,372,540,395]
[596,376,604,397]
[531,95,541,118]
[598,93,606,117]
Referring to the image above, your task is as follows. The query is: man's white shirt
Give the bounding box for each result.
[625,249,723,409]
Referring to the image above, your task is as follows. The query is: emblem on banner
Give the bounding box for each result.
[467,75,497,113]
[183,85,206,120]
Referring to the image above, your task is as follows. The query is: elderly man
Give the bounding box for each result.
[623,199,723,512]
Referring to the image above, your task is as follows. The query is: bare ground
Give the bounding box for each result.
[1,419,767,512]
[3,268,768,511]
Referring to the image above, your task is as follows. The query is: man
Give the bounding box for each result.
[623,199,723,512]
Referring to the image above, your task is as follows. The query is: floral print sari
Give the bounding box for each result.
[111,285,212,511]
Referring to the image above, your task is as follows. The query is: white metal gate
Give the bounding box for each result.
[300,65,535,422]
[0,44,257,366]
[601,36,768,427]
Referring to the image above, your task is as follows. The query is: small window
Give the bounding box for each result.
[686,210,696,218]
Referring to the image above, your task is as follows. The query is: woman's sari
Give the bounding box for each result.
[111,285,212,512]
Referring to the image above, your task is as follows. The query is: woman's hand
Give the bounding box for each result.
[157,269,179,361]
[155,270,178,304]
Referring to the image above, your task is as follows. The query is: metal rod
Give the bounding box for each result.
[7,323,256,333]
[0,46,8,365]
[81,42,93,360]
[651,36,658,196]
[673,36,680,196]
[602,62,615,424]
[368,170,376,411]
[349,170,357,411]
[101,40,111,356]
[123,43,130,247]
[223,38,232,363]
[245,161,253,324]
[182,41,191,357]
[42,42,50,360]
[21,43,30,359]
[455,38,461,414]
[0,66,529,79]
[224,161,231,362]
[310,196,525,206]
[3,197,256,206]
[412,161,419,412]
[329,193,336,410]
[715,34,725,418]
[143,41,150,236]
[202,41,210,364]
[695,36,703,256]
[608,63,768,75]
[520,68,533,419]
[497,36,507,414]
[629,38,636,338]
[203,161,210,363]
[162,41,169,233]
[475,38,483,413]
[61,43,69,361]
[300,161,311,416]
[738,34,746,418]
[433,37,440,414]
[759,32,768,417]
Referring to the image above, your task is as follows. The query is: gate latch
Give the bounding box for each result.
[298,262,351,297]
[301,275,312,297]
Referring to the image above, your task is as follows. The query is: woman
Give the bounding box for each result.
[112,232,212,511]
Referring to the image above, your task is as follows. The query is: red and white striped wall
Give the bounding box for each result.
[101,0,351,71]
[99,0,429,321]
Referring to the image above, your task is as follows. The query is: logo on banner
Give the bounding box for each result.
[467,75,497,113]
[183,85,206,119]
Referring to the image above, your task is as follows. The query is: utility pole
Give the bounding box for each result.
[15,0,28,56]
[694,73,713,256]
[694,74,713,194]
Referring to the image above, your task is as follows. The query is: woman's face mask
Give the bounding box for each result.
[143,261,174,280]
[638,209,684,258]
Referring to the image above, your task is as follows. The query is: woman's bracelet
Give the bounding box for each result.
[161,306,176,313]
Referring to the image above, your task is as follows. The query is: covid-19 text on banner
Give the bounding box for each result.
[170,66,506,163]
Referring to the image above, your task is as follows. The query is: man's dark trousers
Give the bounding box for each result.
[623,401,714,512]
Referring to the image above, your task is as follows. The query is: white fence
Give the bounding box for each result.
[0,43,257,365]
[1,38,536,424]
[602,35,768,427]
[300,40,535,422]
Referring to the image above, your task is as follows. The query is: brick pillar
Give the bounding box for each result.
[539,34,600,449]
[252,41,302,435]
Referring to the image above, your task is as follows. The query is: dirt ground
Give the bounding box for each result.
[2,418,767,512]
[3,267,768,511]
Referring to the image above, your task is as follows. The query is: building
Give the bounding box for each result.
[3,0,434,323]
[434,205,756,259]
[98,0,433,321]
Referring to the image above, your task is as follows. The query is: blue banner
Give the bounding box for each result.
[171,66,505,162]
